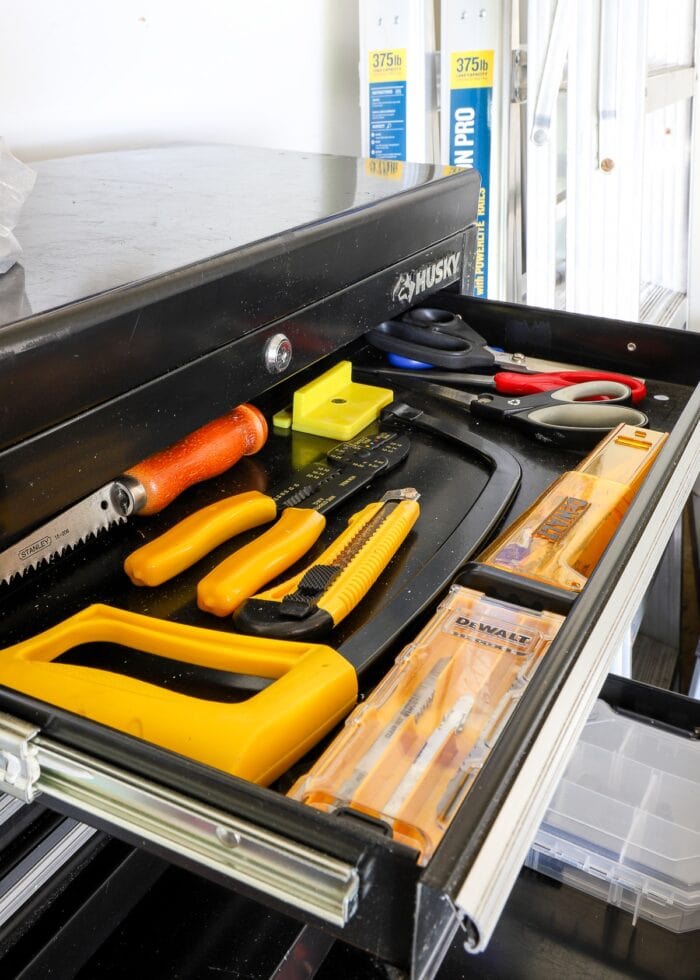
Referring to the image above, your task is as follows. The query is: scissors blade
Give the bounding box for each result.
[391,378,480,410]
[354,365,495,389]
[488,348,595,374]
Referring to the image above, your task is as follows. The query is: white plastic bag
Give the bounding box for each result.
[0,142,36,274]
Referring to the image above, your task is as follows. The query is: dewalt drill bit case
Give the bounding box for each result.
[0,145,698,978]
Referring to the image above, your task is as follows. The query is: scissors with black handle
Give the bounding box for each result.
[367,307,581,373]
[367,308,648,402]
[377,377,649,451]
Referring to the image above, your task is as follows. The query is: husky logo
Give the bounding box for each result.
[391,251,461,305]
[393,271,417,305]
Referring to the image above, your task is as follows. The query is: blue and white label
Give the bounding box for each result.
[449,51,493,297]
[368,49,407,160]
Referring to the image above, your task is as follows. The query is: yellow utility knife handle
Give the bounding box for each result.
[320,497,420,625]
[259,498,420,622]
[0,604,357,786]
[197,507,327,617]
[234,495,420,639]
[124,491,278,587]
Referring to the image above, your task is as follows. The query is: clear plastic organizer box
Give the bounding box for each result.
[526,700,700,932]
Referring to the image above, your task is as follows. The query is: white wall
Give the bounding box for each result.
[1,0,361,163]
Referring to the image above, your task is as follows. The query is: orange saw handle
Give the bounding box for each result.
[125,403,268,516]
[197,507,327,617]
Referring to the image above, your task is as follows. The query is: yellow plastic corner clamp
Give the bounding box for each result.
[0,605,357,786]
[290,361,394,440]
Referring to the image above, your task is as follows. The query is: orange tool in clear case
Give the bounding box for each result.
[289,587,564,865]
[479,424,668,593]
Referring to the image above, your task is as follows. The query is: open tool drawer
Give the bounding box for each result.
[0,148,699,979]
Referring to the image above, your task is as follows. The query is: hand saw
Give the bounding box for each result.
[0,404,268,586]
[124,430,411,617]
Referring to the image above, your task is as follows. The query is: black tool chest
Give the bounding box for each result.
[0,146,698,979]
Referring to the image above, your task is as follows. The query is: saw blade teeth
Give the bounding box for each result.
[0,481,129,584]
[75,522,114,546]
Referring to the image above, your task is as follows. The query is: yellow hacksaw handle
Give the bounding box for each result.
[0,604,357,786]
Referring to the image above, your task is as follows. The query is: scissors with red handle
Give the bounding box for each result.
[356,365,648,404]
